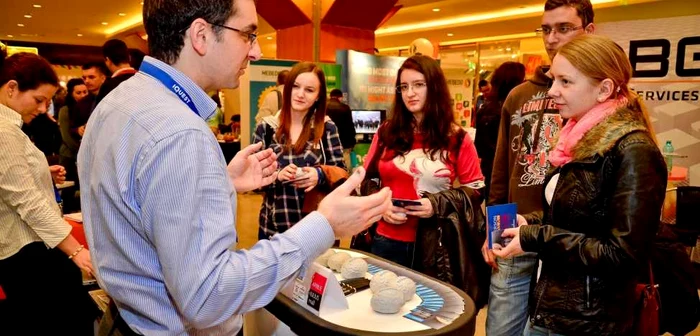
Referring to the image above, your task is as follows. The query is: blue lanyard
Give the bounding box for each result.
[139,61,200,116]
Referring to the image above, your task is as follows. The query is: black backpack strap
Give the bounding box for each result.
[264,123,274,149]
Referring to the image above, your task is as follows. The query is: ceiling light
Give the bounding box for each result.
[432,8,440,12]
[33,4,41,8]
[505,47,511,51]
[266,36,273,40]
[119,13,126,16]
[77,33,83,37]
[7,35,14,38]
[24,15,32,19]
[447,33,454,37]
[140,1,144,4]
[102,22,109,25]
[17,23,25,27]
[377,0,617,36]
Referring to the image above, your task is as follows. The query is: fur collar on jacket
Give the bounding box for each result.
[571,104,650,162]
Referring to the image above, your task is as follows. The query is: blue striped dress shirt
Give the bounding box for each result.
[78,56,335,335]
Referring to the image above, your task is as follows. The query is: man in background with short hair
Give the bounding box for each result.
[96,39,137,105]
[326,89,356,170]
[483,0,596,335]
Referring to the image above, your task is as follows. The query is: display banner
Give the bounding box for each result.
[248,59,342,140]
[337,50,406,113]
[443,68,474,127]
[598,15,700,184]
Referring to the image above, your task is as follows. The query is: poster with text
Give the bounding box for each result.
[337,50,406,115]
[598,15,700,185]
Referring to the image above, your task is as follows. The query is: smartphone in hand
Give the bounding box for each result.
[391,198,422,208]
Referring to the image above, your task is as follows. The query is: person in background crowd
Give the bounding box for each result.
[81,61,108,98]
[78,0,390,334]
[96,39,137,105]
[207,90,228,132]
[474,62,525,200]
[0,50,96,335]
[474,79,490,113]
[130,48,147,70]
[254,62,345,239]
[326,88,356,170]
[494,33,667,336]
[256,69,288,123]
[363,54,484,268]
[74,61,109,138]
[482,1,596,335]
[21,101,62,158]
[58,78,89,212]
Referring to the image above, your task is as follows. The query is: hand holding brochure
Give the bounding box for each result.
[486,203,517,250]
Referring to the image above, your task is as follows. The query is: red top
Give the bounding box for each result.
[364,131,483,242]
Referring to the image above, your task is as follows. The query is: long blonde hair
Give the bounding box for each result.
[557,34,656,144]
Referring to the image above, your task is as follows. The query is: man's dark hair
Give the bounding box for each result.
[330,89,343,98]
[130,49,147,69]
[82,62,109,76]
[143,0,237,64]
[103,39,130,65]
[478,79,489,88]
[544,0,594,27]
[277,70,289,86]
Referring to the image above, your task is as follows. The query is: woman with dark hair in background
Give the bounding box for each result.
[0,51,97,334]
[363,54,485,267]
[474,61,526,199]
[58,78,89,212]
[254,62,345,239]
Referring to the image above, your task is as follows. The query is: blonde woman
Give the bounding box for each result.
[494,34,667,335]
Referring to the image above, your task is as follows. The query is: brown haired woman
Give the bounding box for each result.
[254,62,345,239]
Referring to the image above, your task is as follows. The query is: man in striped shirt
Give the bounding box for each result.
[78,0,391,334]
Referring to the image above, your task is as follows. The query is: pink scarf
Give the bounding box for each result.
[549,97,627,167]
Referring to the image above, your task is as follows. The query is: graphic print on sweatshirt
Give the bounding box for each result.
[393,149,454,197]
[510,91,563,188]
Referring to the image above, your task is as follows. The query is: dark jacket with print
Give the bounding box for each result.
[519,105,667,335]
[414,186,492,309]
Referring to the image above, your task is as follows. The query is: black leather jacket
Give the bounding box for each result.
[414,186,492,309]
[519,106,667,335]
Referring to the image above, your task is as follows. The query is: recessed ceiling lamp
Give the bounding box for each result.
[33,4,41,8]
[266,36,273,40]
[102,22,109,25]
[432,8,440,12]
[17,23,25,27]
[24,15,32,19]
[7,35,14,38]
[77,33,83,37]
[447,33,454,37]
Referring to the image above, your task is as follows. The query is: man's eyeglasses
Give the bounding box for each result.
[535,25,583,36]
[396,82,427,93]
[209,22,257,45]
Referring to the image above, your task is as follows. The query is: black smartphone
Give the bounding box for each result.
[391,198,422,207]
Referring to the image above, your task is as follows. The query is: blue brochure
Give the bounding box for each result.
[486,203,518,249]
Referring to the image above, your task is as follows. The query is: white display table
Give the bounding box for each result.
[264,248,476,335]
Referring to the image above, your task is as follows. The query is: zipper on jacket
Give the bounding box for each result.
[586,275,591,309]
